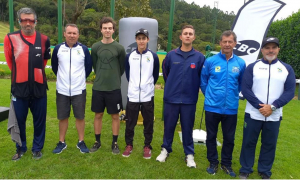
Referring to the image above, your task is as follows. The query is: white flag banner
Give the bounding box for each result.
[232,0,285,66]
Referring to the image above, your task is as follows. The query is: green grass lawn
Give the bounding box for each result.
[0,79,299,179]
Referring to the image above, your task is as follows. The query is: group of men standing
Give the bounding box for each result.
[4,7,296,179]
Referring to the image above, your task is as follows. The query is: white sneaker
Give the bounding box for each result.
[156,148,168,162]
[186,154,196,168]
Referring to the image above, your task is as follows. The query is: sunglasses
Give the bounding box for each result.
[19,18,36,24]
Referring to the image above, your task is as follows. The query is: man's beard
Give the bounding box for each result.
[265,54,276,61]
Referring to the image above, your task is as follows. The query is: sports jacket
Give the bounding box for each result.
[125,49,159,102]
[200,52,246,114]
[51,42,92,96]
[163,47,205,104]
[5,30,51,99]
[242,58,295,121]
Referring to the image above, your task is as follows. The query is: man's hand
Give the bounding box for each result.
[259,104,272,117]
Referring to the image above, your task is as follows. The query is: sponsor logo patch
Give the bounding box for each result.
[278,68,282,73]
[190,63,196,69]
[215,66,221,72]
[232,66,240,73]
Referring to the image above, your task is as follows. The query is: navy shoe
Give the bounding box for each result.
[207,163,218,175]
[77,141,89,153]
[52,141,67,154]
[221,164,236,177]
[239,172,250,179]
[32,151,43,160]
[259,172,270,179]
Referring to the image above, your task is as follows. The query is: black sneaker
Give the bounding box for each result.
[112,142,120,155]
[221,164,236,177]
[207,163,218,175]
[12,150,26,161]
[239,172,250,179]
[52,141,67,154]
[259,172,270,179]
[77,141,89,153]
[32,151,42,160]
[90,141,101,152]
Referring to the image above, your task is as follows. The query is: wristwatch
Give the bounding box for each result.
[271,105,277,111]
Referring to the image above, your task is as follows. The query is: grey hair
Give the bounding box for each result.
[220,30,237,42]
[17,7,37,20]
[64,24,79,34]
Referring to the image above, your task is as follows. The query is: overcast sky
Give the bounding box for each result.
[184,0,299,20]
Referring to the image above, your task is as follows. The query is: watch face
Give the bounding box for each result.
[271,106,276,111]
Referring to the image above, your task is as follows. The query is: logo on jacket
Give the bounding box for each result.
[190,63,196,69]
[233,40,260,56]
[278,68,282,73]
[147,56,150,62]
[232,66,240,73]
[77,50,81,55]
[35,47,41,49]
[215,66,221,72]
[36,54,41,57]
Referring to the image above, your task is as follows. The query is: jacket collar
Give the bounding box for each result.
[175,46,195,55]
[64,41,79,48]
[135,48,148,54]
[261,58,278,64]
[218,50,234,61]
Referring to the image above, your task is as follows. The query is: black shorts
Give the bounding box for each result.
[91,89,123,114]
[56,90,86,120]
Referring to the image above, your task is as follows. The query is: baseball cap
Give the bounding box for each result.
[135,28,149,38]
[261,37,279,48]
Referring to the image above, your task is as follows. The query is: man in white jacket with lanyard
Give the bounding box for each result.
[51,24,92,154]
[239,37,295,179]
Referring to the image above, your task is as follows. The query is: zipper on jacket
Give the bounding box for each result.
[29,44,34,96]
[139,53,142,102]
[69,48,72,96]
[265,64,271,121]
[224,61,229,113]
[180,55,188,103]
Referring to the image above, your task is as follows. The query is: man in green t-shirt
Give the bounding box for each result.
[90,17,126,154]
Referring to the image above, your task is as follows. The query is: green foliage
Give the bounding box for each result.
[0,0,235,53]
[268,10,300,78]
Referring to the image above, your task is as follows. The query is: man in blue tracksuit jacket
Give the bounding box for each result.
[200,30,246,177]
[156,25,205,168]
[239,37,295,179]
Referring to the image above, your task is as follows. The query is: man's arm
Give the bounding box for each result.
[125,53,130,82]
[162,53,171,82]
[43,37,51,67]
[91,45,98,74]
[241,63,264,109]
[200,59,209,95]
[4,35,12,70]
[83,45,92,78]
[272,64,296,108]
[238,59,246,92]
[51,45,59,76]
[153,52,160,85]
[119,47,126,75]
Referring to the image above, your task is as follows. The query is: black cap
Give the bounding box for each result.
[261,37,279,48]
[135,28,149,38]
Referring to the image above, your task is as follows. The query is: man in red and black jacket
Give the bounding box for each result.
[4,7,51,160]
